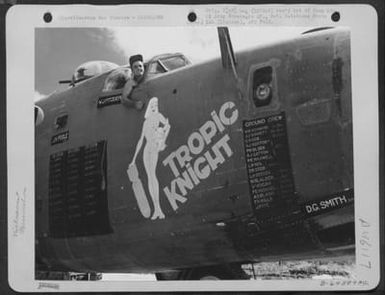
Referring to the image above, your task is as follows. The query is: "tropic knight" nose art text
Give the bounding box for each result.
[162,101,238,211]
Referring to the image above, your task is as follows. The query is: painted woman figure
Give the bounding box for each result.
[129,97,170,220]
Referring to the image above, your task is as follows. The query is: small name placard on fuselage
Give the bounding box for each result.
[97,94,122,108]
[302,189,354,217]
[51,131,69,145]
[243,112,296,213]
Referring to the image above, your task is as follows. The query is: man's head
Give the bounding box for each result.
[129,54,144,80]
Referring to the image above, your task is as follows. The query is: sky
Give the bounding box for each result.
[35,26,311,100]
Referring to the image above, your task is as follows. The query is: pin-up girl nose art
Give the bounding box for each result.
[127,97,171,220]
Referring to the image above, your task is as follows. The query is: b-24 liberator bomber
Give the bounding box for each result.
[35,27,354,280]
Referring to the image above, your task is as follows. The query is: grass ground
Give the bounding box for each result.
[242,256,356,280]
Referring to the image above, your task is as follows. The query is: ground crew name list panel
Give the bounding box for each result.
[243,112,296,215]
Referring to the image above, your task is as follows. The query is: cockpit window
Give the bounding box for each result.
[161,56,190,71]
[147,62,166,74]
[145,53,191,78]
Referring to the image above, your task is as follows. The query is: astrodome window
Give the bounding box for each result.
[72,61,119,84]
[102,67,131,92]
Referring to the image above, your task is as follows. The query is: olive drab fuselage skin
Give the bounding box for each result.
[35,28,354,273]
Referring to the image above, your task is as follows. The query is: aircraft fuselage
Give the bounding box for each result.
[36,28,353,273]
